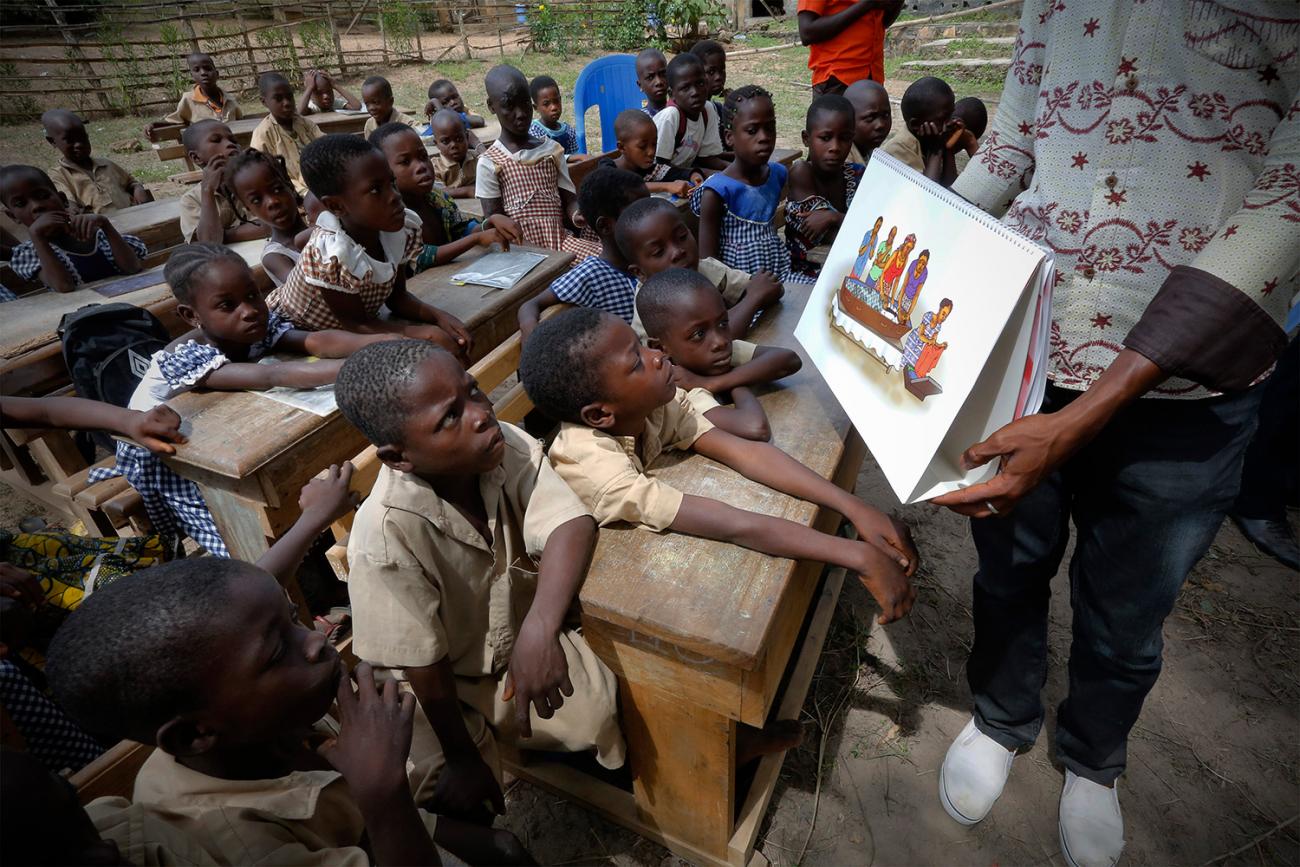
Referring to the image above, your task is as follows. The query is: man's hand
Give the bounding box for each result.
[502,615,572,738]
[125,405,185,455]
[299,462,360,530]
[932,412,1084,518]
[0,564,44,609]
[201,154,228,195]
[484,214,522,247]
[318,662,416,803]
[429,753,505,822]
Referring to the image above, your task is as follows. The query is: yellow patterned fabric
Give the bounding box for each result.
[1,531,167,611]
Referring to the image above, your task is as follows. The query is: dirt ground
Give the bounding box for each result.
[6,452,1294,867]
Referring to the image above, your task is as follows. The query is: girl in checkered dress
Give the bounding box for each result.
[90,244,396,557]
[691,86,791,283]
[476,65,601,261]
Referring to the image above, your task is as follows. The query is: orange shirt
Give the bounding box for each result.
[798,0,886,86]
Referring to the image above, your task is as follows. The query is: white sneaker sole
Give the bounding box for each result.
[939,763,985,826]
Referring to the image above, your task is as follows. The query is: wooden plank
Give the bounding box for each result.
[70,740,153,804]
[107,197,183,252]
[153,110,371,162]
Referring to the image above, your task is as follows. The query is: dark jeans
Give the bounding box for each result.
[812,76,849,96]
[1233,335,1298,519]
[967,383,1264,785]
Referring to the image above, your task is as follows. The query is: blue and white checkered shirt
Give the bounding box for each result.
[9,229,147,290]
[548,256,638,323]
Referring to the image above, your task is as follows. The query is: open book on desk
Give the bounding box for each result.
[795,152,1054,504]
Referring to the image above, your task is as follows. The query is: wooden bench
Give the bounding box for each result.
[70,740,154,804]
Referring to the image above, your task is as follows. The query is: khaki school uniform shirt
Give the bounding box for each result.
[178,184,251,243]
[880,126,924,173]
[362,107,419,136]
[684,339,758,416]
[87,796,222,866]
[347,422,590,677]
[249,115,324,194]
[432,142,484,190]
[50,156,139,214]
[130,748,439,866]
[548,388,719,532]
[162,86,243,124]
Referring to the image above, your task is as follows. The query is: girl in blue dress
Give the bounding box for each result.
[691,85,791,283]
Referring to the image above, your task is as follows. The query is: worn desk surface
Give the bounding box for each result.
[161,245,572,559]
[107,197,183,252]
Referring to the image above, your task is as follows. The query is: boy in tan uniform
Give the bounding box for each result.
[43,109,151,213]
[151,52,242,132]
[336,340,624,823]
[249,72,324,195]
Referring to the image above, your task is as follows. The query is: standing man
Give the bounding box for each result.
[797,0,903,95]
[930,3,1298,866]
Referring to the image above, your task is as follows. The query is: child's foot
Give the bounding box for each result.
[737,719,804,766]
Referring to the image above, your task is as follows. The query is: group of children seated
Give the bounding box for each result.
[0,42,994,863]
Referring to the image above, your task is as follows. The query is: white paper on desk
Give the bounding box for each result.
[450,251,547,290]
[252,356,338,416]
[794,152,1053,505]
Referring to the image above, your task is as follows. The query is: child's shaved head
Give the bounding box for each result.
[430,107,464,135]
[635,267,717,338]
[336,338,447,447]
[258,71,290,97]
[614,108,655,141]
[485,64,529,102]
[900,76,955,124]
[40,108,82,136]
[520,308,616,424]
[953,96,988,139]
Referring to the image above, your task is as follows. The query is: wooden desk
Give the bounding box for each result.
[108,197,183,252]
[152,111,371,163]
[503,280,865,867]
[161,245,572,560]
[771,146,801,168]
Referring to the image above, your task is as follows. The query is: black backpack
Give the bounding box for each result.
[58,303,169,452]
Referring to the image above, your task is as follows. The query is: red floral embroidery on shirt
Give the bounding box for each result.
[1178,226,1212,252]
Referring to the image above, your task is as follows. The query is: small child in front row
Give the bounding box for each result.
[654,53,728,173]
[1,165,145,294]
[249,72,325,195]
[224,147,310,286]
[521,308,918,624]
[372,122,522,273]
[44,109,152,214]
[180,119,268,245]
[786,95,863,280]
[336,339,625,833]
[950,95,988,158]
[362,75,418,136]
[615,196,784,340]
[270,134,473,359]
[880,76,958,187]
[528,74,581,158]
[477,65,601,261]
[637,267,801,442]
[428,108,486,199]
[517,166,648,338]
[91,243,397,557]
[599,109,699,198]
[692,86,791,282]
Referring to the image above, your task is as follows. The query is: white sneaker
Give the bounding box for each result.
[1059,770,1125,867]
[939,717,1015,825]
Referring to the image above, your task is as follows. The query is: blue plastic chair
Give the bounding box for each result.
[572,54,642,155]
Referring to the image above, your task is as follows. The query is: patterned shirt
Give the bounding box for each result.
[952,0,1299,399]
[10,230,147,289]
[530,119,580,155]
[162,85,242,124]
[249,114,324,195]
[548,256,639,322]
[50,156,139,214]
[432,142,485,190]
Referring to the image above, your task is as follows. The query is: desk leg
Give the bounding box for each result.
[620,677,737,861]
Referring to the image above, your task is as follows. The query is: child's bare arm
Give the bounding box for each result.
[479,195,505,219]
[405,658,506,821]
[255,463,359,584]
[274,327,398,359]
[298,72,318,115]
[319,663,442,866]
[444,182,478,199]
[695,188,724,261]
[386,276,474,356]
[559,188,583,230]
[261,251,297,286]
[702,387,770,442]
[332,81,362,110]
[517,288,562,340]
[504,515,596,737]
[0,397,184,455]
[688,346,802,393]
[725,272,784,339]
[77,216,142,275]
[202,357,344,391]
[692,428,918,573]
[695,155,730,171]
[669,493,914,623]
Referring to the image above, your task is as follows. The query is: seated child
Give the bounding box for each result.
[43,109,151,214]
[249,72,325,195]
[180,119,268,244]
[844,78,892,165]
[654,53,728,173]
[477,65,601,261]
[428,108,486,199]
[635,48,669,117]
[521,309,918,624]
[880,76,958,186]
[2,165,146,293]
[225,147,310,287]
[92,243,396,557]
[599,109,699,197]
[692,86,791,282]
[145,51,242,138]
[335,339,625,821]
[299,67,361,114]
[616,196,783,339]
[425,78,487,131]
[637,267,801,441]
[950,95,988,158]
[270,134,473,358]
[786,95,862,280]
[372,122,521,273]
[528,74,581,157]
[517,166,648,338]
[362,74,418,135]
[690,39,730,116]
